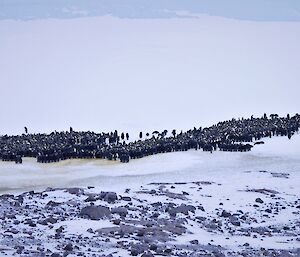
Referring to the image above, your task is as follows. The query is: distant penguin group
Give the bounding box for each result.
[0,113,299,164]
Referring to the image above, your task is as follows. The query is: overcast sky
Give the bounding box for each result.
[1,0,300,21]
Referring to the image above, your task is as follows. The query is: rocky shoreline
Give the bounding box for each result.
[0,169,299,257]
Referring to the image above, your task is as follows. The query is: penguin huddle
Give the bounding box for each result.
[0,113,299,164]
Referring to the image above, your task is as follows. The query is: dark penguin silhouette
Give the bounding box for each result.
[172,129,176,138]
[24,127,28,134]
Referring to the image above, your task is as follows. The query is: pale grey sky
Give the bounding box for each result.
[0,0,300,21]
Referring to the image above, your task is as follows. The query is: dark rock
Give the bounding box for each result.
[0,194,14,200]
[111,207,128,217]
[25,219,36,227]
[164,248,172,254]
[100,192,118,203]
[198,205,205,212]
[130,245,144,256]
[56,226,64,234]
[195,216,206,222]
[13,220,20,225]
[46,201,61,208]
[65,188,84,195]
[137,229,145,237]
[15,246,24,254]
[131,248,139,256]
[255,198,264,204]
[212,250,225,257]
[151,212,159,218]
[190,239,199,245]
[64,243,73,251]
[149,244,157,251]
[229,216,240,226]
[47,217,57,224]
[231,220,241,226]
[121,196,132,202]
[5,228,19,234]
[168,204,196,217]
[141,252,154,257]
[37,219,48,226]
[271,172,289,179]
[80,205,111,220]
[240,215,247,221]
[112,219,121,225]
[205,221,218,230]
[6,214,16,219]
[251,227,270,235]
[221,210,231,218]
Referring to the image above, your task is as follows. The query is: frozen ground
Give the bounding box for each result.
[0,133,299,194]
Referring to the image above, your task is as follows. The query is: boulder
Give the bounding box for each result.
[168,204,196,217]
[221,210,231,218]
[111,207,128,217]
[65,188,84,195]
[255,198,264,204]
[80,205,111,220]
[190,240,199,245]
[229,216,241,226]
[100,192,118,203]
[64,243,73,251]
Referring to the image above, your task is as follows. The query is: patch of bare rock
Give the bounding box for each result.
[0,177,299,257]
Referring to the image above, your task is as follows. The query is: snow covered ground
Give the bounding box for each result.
[0,133,299,194]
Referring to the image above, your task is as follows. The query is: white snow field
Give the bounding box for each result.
[0,133,299,194]
[0,15,300,137]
